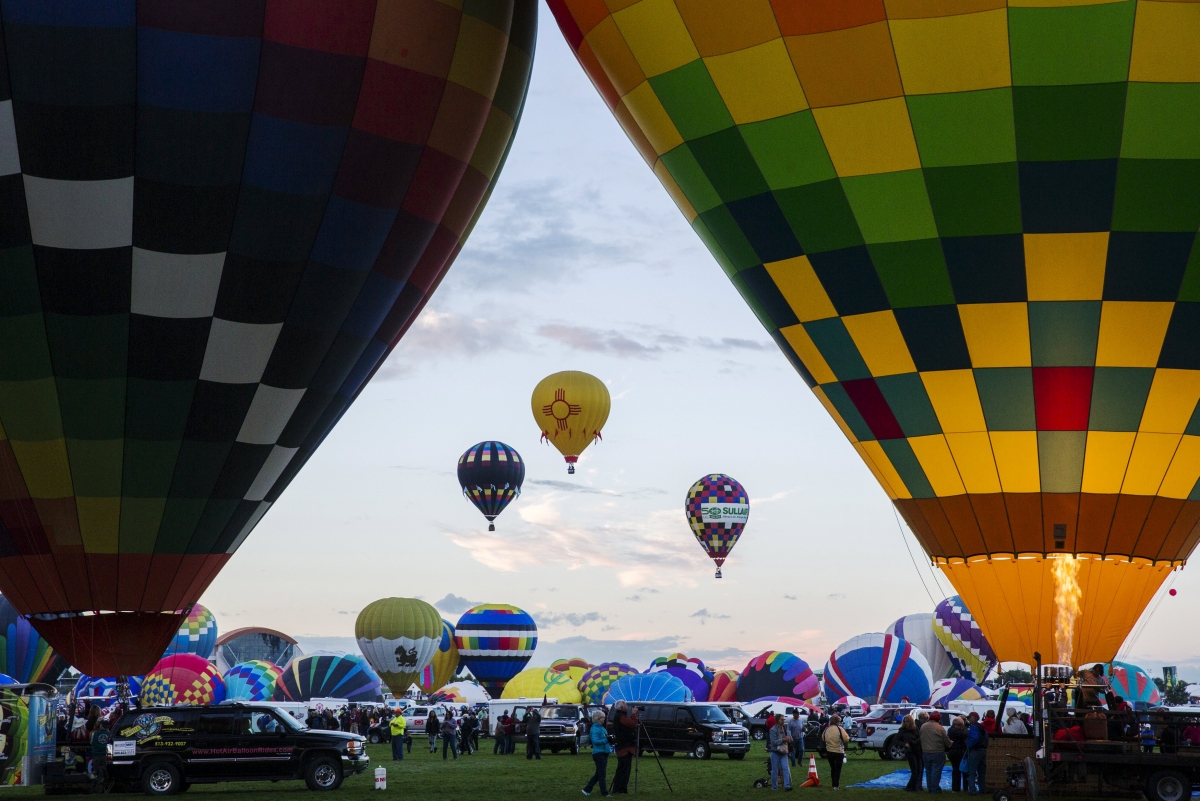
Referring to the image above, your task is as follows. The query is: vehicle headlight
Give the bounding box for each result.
[346,741,361,754]
[711,731,723,741]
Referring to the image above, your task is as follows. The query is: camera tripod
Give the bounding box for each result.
[633,717,673,794]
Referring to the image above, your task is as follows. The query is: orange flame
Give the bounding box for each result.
[1052,555,1082,665]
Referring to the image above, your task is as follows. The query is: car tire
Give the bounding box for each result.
[1147,770,1189,801]
[141,762,182,796]
[691,741,710,760]
[751,728,765,741]
[571,743,579,756]
[305,756,343,792]
[368,733,381,744]
[884,737,904,761]
[729,752,745,761]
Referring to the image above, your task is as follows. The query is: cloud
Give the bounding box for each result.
[640,588,660,594]
[695,337,770,351]
[434,593,481,614]
[827,593,846,601]
[374,309,527,378]
[539,611,606,627]
[691,608,731,625]
[525,479,667,497]
[536,323,770,360]
[688,646,765,671]
[626,595,642,602]
[534,635,683,669]
[784,595,797,601]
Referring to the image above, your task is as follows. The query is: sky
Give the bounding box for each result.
[204,3,1200,682]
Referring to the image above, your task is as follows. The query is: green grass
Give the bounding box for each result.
[17,743,915,799]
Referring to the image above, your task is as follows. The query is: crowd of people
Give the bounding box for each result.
[893,710,992,794]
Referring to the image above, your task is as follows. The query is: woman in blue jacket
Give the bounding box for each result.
[583,710,613,796]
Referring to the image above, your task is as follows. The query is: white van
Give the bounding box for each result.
[946,699,1030,719]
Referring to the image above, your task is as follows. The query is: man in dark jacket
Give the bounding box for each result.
[965,712,989,795]
[610,702,640,794]
[526,708,542,760]
[494,713,509,755]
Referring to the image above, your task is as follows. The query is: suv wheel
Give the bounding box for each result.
[305,756,343,791]
[368,732,381,744]
[751,727,765,741]
[142,762,182,796]
[884,737,904,761]
[691,741,710,760]
[1147,771,1189,801]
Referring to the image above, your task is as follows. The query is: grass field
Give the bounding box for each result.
[14,741,918,800]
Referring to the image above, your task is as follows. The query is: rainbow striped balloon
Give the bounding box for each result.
[454,605,537,698]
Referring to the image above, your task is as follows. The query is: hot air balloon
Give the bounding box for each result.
[605,672,692,705]
[418,620,460,695]
[685,474,749,578]
[458,442,524,531]
[454,605,537,698]
[222,660,283,703]
[579,662,639,705]
[646,653,712,701]
[273,653,380,704]
[887,613,956,682]
[550,657,593,673]
[74,674,143,700]
[531,371,610,474]
[0,0,538,678]
[0,595,67,684]
[548,0,1200,667]
[162,605,218,660]
[429,680,489,706]
[736,651,820,702]
[823,634,932,705]
[1108,661,1161,709]
[929,678,986,709]
[707,669,739,702]
[833,696,871,716]
[934,597,999,685]
[501,666,583,703]
[141,654,225,706]
[356,597,442,698]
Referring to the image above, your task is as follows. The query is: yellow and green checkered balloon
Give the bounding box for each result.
[549,0,1200,665]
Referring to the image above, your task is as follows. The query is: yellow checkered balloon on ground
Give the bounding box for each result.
[549,0,1200,664]
[141,654,225,706]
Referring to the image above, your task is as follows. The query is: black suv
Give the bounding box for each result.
[605,702,750,760]
[107,703,369,795]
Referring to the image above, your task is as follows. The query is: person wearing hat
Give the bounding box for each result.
[1002,708,1026,735]
[919,710,951,794]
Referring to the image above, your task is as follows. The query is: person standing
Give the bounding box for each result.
[494,713,509,755]
[583,710,611,796]
[920,711,950,794]
[980,710,997,735]
[89,718,112,784]
[610,702,639,794]
[426,710,440,753]
[822,714,851,790]
[389,712,406,761]
[964,712,989,795]
[459,713,473,755]
[470,711,481,752]
[786,710,806,768]
[526,708,542,760]
[897,717,922,792]
[947,717,967,792]
[442,712,459,760]
[768,713,793,790]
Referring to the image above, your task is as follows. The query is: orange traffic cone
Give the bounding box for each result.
[800,754,820,787]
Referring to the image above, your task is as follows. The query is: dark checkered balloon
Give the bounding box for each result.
[685,474,748,578]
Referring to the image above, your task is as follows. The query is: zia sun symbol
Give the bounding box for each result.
[542,388,581,431]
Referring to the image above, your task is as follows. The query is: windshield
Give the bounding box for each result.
[539,707,579,720]
[691,706,731,724]
[725,708,747,723]
[271,708,308,731]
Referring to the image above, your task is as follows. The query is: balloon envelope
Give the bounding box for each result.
[531,371,610,473]
[707,669,739,702]
[356,598,442,698]
[934,597,999,685]
[162,605,218,660]
[834,697,871,716]
[546,0,1198,667]
[0,0,538,678]
[418,620,460,695]
[685,475,749,577]
[142,654,225,706]
[1108,661,1161,708]
[824,634,932,705]
[74,674,143,700]
[430,680,489,706]
[454,605,537,698]
[929,678,985,709]
[579,663,639,705]
[737,651,819,702]
[458,442,525,530]
[887,613,955,682]
[646,653,711,703]
[501,666,583,703]
[222,660,283,702]
[605,673,692,705]
[0,595,68,684]
[550,657,592,673]
[273,653,380,704]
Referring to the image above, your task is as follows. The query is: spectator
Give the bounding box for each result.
[89,718,111,783]
[442,712,459,761]
[947,717,967,792]
[610,702,639,794]
[980,710,996,736]
[426,711,440,753]
[1002,709,1026,735]
[786,710,806,768]
[965,712,988,795]
[526,708,542,760]
[459,713,474,756]
[768,713,792,791]
[470,711,481,752]
[494,713,509,755]
[389,712,406,761]
[822,714,851,790]
[582,710,611,796]
[920,711,950,794]
[897,717,922,792]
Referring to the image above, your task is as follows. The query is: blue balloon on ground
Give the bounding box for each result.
[74,674,143,699]
[604,672,693,704]
[823,633,932,705]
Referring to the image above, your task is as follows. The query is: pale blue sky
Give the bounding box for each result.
[202,5,1198,681]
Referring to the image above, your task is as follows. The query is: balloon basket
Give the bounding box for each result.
[714,567,722,579]
[567,464,575,474]
[488,523,495,532]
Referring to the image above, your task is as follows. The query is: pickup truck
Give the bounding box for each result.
[850,705,937,760]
